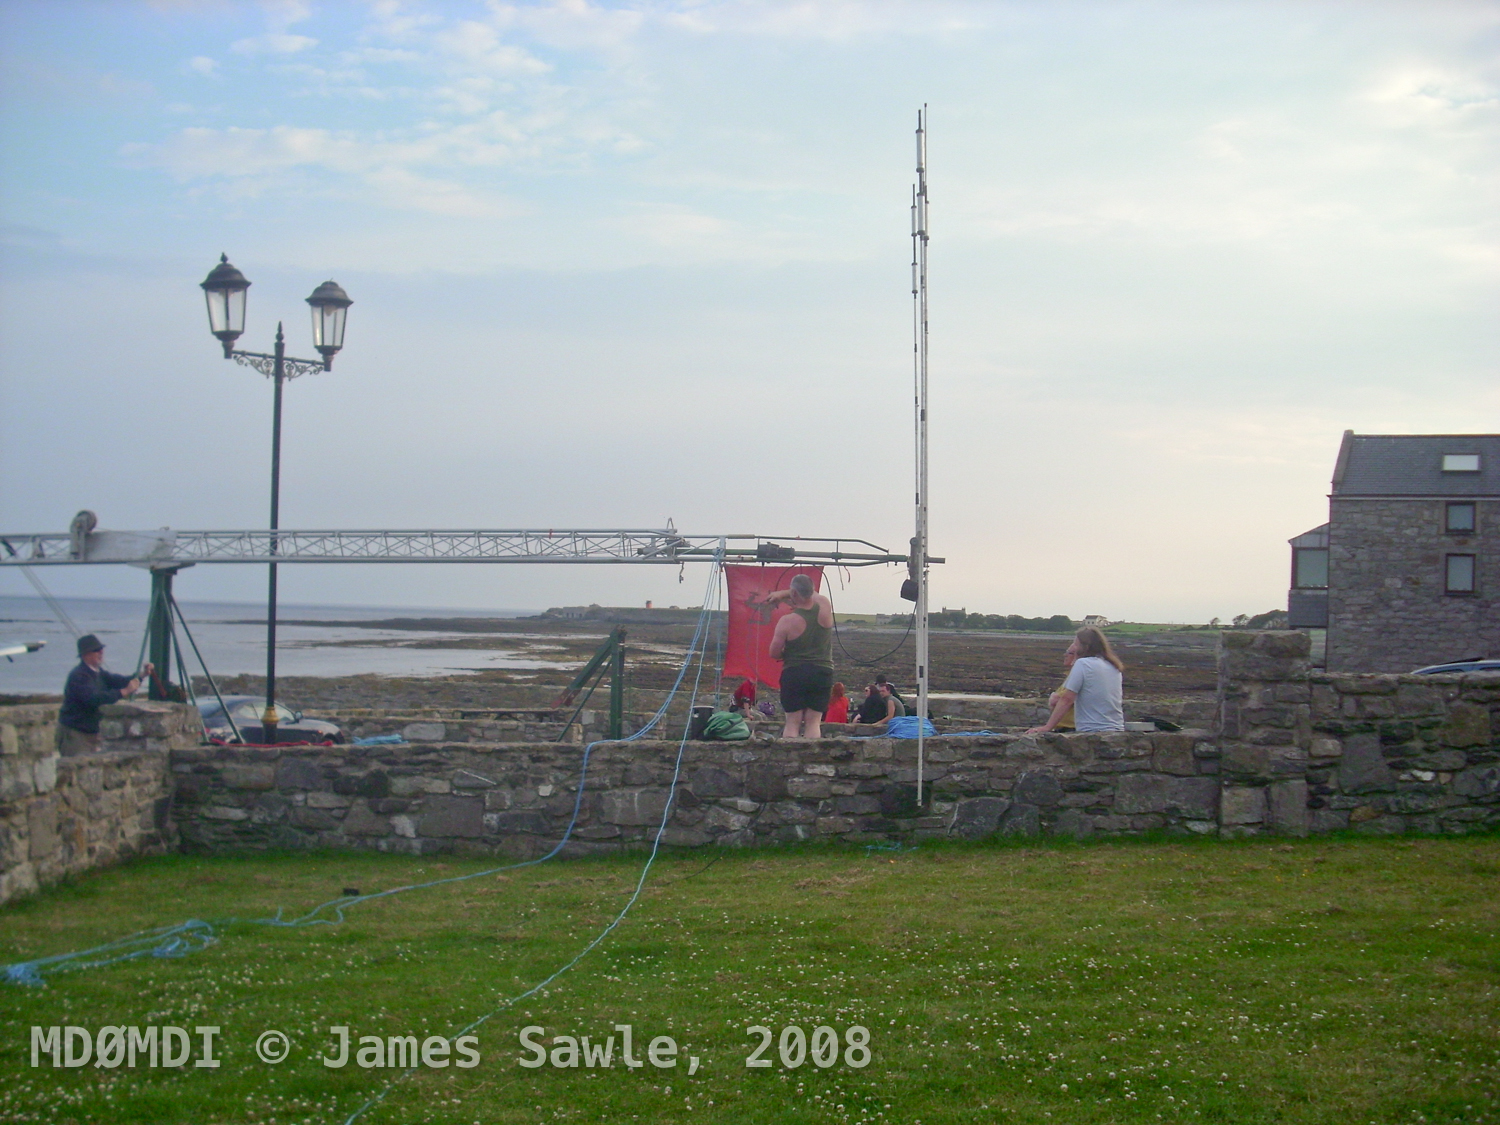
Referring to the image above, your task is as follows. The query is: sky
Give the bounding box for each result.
[0,0,1496,622]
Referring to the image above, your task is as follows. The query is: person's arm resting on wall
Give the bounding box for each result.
[1027,689,1076,735]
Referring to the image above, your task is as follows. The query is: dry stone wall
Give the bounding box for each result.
[170,727,1226,856]
[1217,631,1499,836]
[0,702,186,905]
[327,708,632,746]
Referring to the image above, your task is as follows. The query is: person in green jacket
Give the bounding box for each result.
[766,574,835,741]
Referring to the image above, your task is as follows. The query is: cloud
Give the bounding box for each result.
[260,0,313,25]
[362,0,441,43]
[130,124,348,177]
[143,0,232,10]
[110,0,1500,282]
[188,55,219,76]
[231,32,318,55]
[124,124,517,217]
[1,58,155,104]
[487,0,647,55]
[0,223,64,250]
[346,46,423,64]
[947,62,1500,270]
[432,19,551,74]
[630,204,731,244]
[230,0,318,54]
[364,166,512,217]
[661,0,985,40]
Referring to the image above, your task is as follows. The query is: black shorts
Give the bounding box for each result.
[780,663,834,714]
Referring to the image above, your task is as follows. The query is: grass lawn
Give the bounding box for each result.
[1,835,1497,1125]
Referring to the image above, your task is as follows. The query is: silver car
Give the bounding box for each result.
[196,695,345,744]
[1412,658,1500,675]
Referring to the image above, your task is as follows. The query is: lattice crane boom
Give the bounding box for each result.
[0,526,924,569]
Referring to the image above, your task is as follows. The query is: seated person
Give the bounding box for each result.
[854,683,887,724]
[825,682,850,724]
[870,682,905,728]
[1047,645,1078,732]
[1027,627,1125,734]
[875,674,908,715]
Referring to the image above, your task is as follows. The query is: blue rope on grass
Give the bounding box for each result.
[3,920,218,988]
[3,554,727,989]
[340,555,726,1125]
[862,840,916,855]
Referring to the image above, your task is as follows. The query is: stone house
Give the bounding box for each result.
[1287,431,1498,672]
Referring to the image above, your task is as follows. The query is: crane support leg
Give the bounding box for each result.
[147,568,179,701]
[554,627,628,741]
[610,635,626,741]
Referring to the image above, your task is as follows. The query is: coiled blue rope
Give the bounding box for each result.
[3,920,218,987]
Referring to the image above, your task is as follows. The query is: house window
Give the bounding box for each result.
[1446,502,1477,534]
[1442,454,1481,472]
[1445,554,1476,594]
[1293,547,1328,589]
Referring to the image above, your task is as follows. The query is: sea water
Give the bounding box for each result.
[0,595,544,696]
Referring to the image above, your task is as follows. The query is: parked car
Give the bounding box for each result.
[196,695,345,744]
[1412,658,1500,675]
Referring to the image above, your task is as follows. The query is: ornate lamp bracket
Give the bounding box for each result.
[231,352,327,380]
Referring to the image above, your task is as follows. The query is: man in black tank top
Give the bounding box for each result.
[766,574,835,740]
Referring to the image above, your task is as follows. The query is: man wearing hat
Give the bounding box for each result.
[56,635,152,756]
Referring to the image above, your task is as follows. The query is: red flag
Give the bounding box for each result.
[723,564,825,689]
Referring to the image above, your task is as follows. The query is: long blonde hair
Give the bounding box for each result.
[1075,626,1124,673]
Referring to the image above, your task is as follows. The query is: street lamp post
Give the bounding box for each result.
[200,255,352,742]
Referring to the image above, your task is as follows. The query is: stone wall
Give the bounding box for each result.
[1327,496,1497,672]
[924,694,1215,729]
[326,708,637,746]
[0,702,188,905]
[170,727,1225,855]
[1217,631,1499,835]
[262,691,1214,748]
[4,635,1496,898]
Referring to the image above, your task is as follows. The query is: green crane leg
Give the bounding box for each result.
[147,568,177,701]
[609,635,625,740]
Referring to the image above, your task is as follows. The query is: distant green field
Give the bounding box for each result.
[1097,622,1206,634]
[2,836,1497,1125]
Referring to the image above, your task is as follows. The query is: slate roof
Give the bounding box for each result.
[1330,432,1500,497]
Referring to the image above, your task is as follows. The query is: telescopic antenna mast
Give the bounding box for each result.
[912,107,931,803]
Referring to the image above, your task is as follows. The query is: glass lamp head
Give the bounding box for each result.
[306,280,352,368]
[200,254,250,358]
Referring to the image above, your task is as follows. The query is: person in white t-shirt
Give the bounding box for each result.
[1027,627,1125,733]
